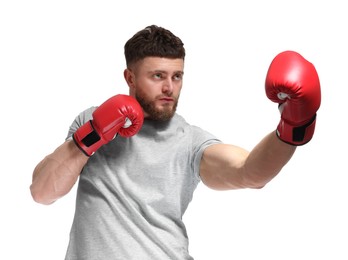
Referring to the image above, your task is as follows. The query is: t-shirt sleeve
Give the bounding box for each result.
[191,126,222,182]
[65,106,96,141]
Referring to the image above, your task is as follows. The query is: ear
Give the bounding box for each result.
[124,68,135,88]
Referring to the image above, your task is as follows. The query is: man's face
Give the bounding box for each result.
[127,57,184,121]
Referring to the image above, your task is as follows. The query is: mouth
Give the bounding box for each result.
[159,97,174,102]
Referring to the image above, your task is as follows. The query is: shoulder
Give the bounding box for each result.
[74,106,97,125]
[66,106,97,140]
[177,114,219,141]
[174,114,222,150]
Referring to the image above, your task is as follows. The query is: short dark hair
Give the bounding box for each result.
[124,25,185,67]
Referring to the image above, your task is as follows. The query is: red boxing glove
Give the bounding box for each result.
[265,51,321,145]
[73,94,144,156]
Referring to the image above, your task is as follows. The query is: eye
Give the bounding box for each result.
[173,73,183,81]
[153,73,162,79]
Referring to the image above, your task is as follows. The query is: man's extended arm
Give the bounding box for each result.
[200,51,321,190]
[200,132,296,190]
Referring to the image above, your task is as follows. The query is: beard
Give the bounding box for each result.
[135,89,179,122]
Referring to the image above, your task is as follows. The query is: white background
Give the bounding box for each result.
[1,0,347,259]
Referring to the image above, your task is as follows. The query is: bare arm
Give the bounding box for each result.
[30,140,89,205]
[200,131,296,190]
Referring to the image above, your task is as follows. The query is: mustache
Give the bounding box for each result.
[156,94,177,101]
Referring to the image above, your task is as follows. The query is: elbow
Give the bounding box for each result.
[251,184,266,189]
[242,174,271,190]
[30,185,55,205]
[242,181,267,190]
[247,177,271,189]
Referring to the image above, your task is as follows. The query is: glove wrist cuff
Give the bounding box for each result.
[73,121,104,156]
[276,114,317,146]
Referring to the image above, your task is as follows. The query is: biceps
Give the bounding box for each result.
[199,144,249,190]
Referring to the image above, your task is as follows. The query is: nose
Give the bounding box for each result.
[162,79,174,95]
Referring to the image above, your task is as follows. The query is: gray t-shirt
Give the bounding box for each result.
[65,107,221,260]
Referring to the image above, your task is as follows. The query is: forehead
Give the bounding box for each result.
[135,57,184,73]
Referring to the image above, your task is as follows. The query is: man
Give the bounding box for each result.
[30,25,321,259]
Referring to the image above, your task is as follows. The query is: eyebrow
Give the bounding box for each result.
[149,70,184,75]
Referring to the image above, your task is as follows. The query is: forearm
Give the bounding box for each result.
[30,140,89,205]
[243,131,296,188]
